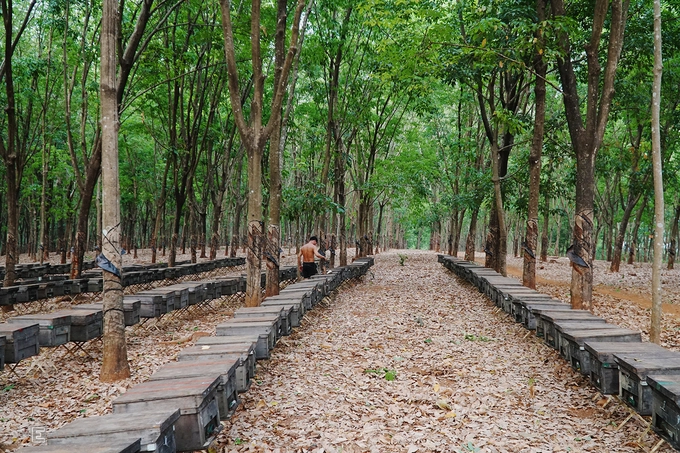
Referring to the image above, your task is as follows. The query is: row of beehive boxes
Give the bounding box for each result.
[0,257,247,307]
[16,257,374,453]
[439,254,680,451]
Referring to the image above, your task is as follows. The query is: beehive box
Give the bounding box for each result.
[234,306,291,336]
[537,310,605,344]
[8,313,72,347]
[178,344,254,393]
[139,289,178,312]
[216,319,276,354]
[0,322,40,362]
[546,318,610,351]
[134,293,168,318]
[150,359,239,419]
[264,295,307,317]
[516,302,572,332]
[19,440,141,453]
[647,374,680,449]
[47,410,179,452]
[585,342,670,395]
[615,354,680,415]
[74,299,141,327]
[51,309,103,342]
[113,377,221,452]
[559,326,641,373]
[277,289,313,310]
[260,300,301,327]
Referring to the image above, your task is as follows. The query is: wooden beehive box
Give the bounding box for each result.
[584,341,670,395]
[8,313,72,347]
[277,289,313,310]
[113,376,221,452]
[150,359,239,419]
[264,295,307,317]
[19,440,141,453]
[0,322,40,362]
[178,345,254,393]
[74,300,141,327]
[517,302,571,332]
[47,410,179,452]
[647,374,680,449]
[559,327,641,375]
[51,309,103,343]
[134,293,168,318]
[234,306,291,336]
[537,310,606,345]
[547,318,610,351]
[140,289,178,312]
[216,319,276,353]
[615,353,680,415]
[260,300,301,327]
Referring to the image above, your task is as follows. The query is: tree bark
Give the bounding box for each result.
[550,0,629,310]
[522,0,547,289]
[100,0,130,382]
[668,204,680,270]
[465,208,480,262]
[650,0,663,343]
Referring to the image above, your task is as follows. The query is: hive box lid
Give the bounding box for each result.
[50,309,102,325]
[113,376,220,410]
[647,374,680,404]
[196,336,258,348]
[19,440,140,453]
[180,343,253,357]
[150,358,239,382]
[561,327,641,343]
[49,410,179,446]
[584,341,667,364]
[0,322,40,338]
[8,313,72,328]
[614,354,680,376]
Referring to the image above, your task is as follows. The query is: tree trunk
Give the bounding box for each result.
[628,194,648,264]
[668,204,680,270]
[100,0,130,382]
[610,192,641,272]
[650,0,663,343]
[465,208,480,262]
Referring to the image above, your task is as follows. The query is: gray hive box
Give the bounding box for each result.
[647,374,680,449]
[216,319,276,354]
[234,306,291,336]
[8,313,72,347]
[559,327,641,375]
[276,289,313,310]
[260,300,301,327]
[547,319,612,352]
[0,322,40,362]
[150,359,239,419]
[113,376,221,452]
[75,299,141,327]
[195,336,258,366]
[48,410,179,452]
[135,292,171,318]
[514,301,571,330]
[19,440,141,453]
[178,343,255,392]
[263,296,306,318]
[537,311,606,344]
[615,353,680,416]
[50,309,102,343]
[139,289,178,312]
[584,341,671,395]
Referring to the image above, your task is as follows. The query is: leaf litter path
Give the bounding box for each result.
[215,250,671,453]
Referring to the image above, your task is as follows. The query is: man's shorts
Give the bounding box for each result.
[301,262,318,278]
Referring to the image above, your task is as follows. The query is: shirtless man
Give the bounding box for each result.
[298,236,327,278]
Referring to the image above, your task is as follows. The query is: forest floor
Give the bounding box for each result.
[0,249,677,452]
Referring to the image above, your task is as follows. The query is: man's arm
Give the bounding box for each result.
[314,246,326,260]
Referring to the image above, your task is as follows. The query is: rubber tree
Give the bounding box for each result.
[219,0,305,307]
[100,0,130,381]
[550,0,629,310]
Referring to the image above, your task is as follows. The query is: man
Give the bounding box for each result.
[298,235,327,278]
